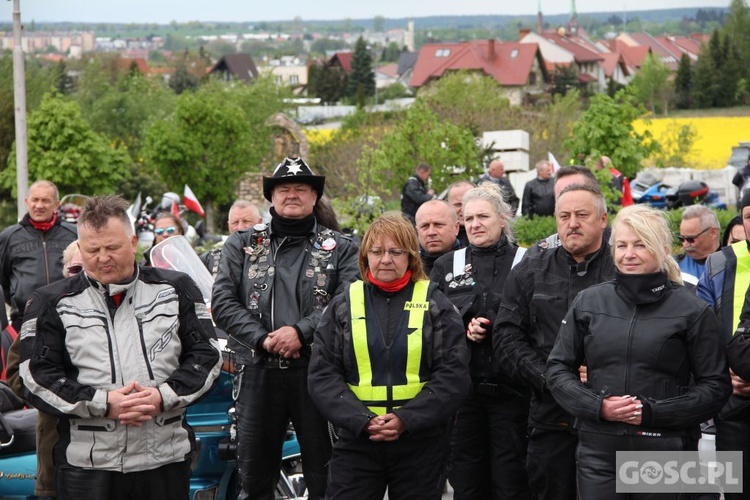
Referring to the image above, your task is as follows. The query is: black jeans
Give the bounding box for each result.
[327,432,449,500]
[56,459,190,500]
[716,416,750,500]
[235,364,331,500]
[527,427,578,500]
[448,392,531,499]
[576,431,698,500]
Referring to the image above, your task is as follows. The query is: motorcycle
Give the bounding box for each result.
[0,236,303,500]
[631,170,727,210]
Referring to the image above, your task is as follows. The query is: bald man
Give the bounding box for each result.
[415,200,460,275]
[201,200,263,278]
[478,160,520,215]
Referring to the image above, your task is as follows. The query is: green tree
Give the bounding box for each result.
[169,63,200,94]
[722,0,750,83]
[347,37,375,106]
[308,62,348,104]
[382,41,402,63]
[651,122,698,168]
[674,53,692,109]
[419,71,511,135]
[2,92,131,196]
[562,88,660,179]
[691,43,718,108]
[551,64,580,96]
[628,53,672,115]
[143,79,289,231]
[357,100,481,198]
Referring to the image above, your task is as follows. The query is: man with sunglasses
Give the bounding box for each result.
[677,205,721,281]
[213,157,359,500]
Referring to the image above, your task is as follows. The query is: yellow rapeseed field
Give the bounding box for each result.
[303,128,335,146]
[634,116,750,170]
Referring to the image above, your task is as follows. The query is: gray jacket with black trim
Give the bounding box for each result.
[19,266,222,473]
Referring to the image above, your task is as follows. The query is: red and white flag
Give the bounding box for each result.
[183,184,205,218]
[171,200,181,219]
[548,151,562,173]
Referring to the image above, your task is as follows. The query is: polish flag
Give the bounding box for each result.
[548,152,562,173]
[171,200,181,219]
[183,185,205,218]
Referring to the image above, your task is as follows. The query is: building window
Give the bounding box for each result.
[275,75,283,84]
[511,49,519,58]
[435,48,451,57]
[290,75,299,84]
[529,72,537,85]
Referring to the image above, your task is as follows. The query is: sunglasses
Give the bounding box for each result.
[678,227,710,244]
[154,226,179,236]
[67,264,83,275]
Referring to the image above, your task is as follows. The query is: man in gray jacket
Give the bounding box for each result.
[20,195,222,500]
[213,157,359,500]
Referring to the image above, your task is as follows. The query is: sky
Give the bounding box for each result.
[0,1,733,25]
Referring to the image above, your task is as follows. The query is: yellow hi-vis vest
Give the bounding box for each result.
[347,279,430,415]
[732,242,750,334]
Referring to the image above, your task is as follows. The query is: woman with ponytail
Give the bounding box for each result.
[308,212,470,499]
[546,204,731,499]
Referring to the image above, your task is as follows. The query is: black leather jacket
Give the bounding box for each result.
[494,243,616,430]
[0,214,77,325]
[521,178,555,218]
[401,175,433,219]
[547,274,731,438]
[431,238,526,397]
[212,221,359,365]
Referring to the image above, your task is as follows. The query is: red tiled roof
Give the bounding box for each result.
[329,52,353,73]
[377,63,399,78]
[410,40,542,88]
[599,53,629,78]
[537,32,604,63]
[619,44,651,69]
[116,57,149,75]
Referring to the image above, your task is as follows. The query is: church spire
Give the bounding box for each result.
[537,0,543,33]
[567,0,579,35]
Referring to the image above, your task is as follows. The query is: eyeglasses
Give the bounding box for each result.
[678,227,710,244]
[154,226,179,236]
[66,264,83,275]
[368,248,407,258]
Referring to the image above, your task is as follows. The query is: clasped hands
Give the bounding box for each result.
[106,381,163,426]
[366,413,406,442]
[601,395,643,425]
[263,326,302,359]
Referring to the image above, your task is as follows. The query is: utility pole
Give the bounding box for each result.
[11,0,28,220]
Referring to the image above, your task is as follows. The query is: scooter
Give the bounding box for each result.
[0,237,303,500]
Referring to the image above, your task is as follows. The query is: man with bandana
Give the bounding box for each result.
[213,157,359,500]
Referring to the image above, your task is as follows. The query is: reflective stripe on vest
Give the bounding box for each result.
[732,242,750,335]
[348,280,429,415]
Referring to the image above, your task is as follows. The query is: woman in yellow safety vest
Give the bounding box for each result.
[309,211,470,500]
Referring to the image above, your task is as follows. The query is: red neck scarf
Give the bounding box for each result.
[367,269,413,293]
[29,212,57,232]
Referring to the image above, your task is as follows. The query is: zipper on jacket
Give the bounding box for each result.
[623,306,638,396]
[42,232,51,284]
[269,236,286,332]
[136,314,155,380]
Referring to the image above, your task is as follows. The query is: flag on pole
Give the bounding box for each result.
[548,151,562,173]
[171,200,181,219]
[183,184,205,218]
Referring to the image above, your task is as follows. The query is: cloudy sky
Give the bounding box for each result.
[0,1,732,24]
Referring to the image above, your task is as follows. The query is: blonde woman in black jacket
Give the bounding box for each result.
[547,204,731,499]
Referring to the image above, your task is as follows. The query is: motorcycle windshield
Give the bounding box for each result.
[149,236,214,307]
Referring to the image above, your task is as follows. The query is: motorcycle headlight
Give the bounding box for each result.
[192,487,217,500]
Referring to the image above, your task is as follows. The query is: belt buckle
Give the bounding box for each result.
[278,357,290,369]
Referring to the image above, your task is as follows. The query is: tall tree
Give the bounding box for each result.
[143,79,289,231]
[563,88,660,179]
[358,100,481,197]
[674,53,692,109]
[1,92,131,196]
[722,0,750,83]
[628,53,672,115]
[347,37,375,106]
